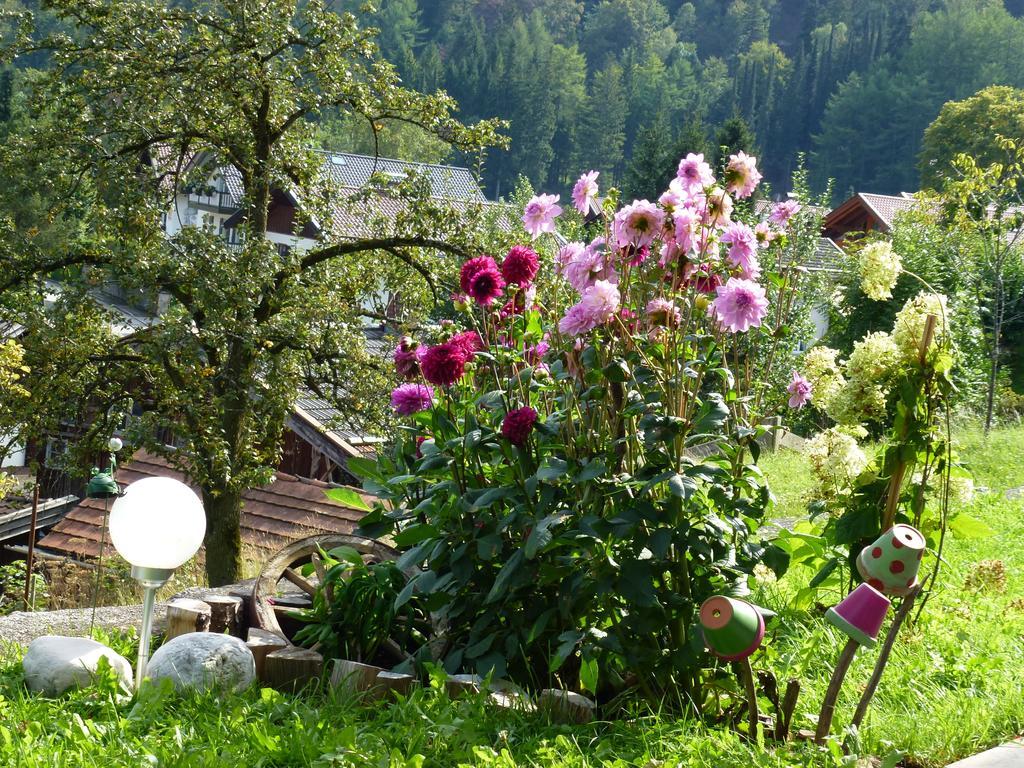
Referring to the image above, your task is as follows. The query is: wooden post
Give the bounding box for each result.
[538,689,597,724]
[22,483,40,611]
[263,646,323,693]
[777,679,801,741]
[736,658,759,741]
[375,671,418,700]
[163,598,212,641]
[246,628,289,680]
[815,639,859,744]
[205,595,244,637]
[849,590,919,733]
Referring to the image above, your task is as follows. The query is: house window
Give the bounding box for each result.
[44,438,69,468]
[276,243,291,257]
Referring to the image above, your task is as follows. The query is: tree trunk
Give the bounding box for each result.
[203,487,244,586]
[984,279,1004,436]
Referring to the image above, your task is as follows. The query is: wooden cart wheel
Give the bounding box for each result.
[251,533,403,643]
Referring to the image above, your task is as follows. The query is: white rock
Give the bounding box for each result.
[146,632,255,692]
[22,635,133,696]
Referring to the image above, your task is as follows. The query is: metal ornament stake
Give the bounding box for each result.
[87,438,124,635]
[21,482,40,611]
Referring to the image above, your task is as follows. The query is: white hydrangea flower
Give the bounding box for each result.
[807,427,869,498]
[892,292,949,363]
[848,331,901,384]
[858,241,902,301]
[801,345,846,407]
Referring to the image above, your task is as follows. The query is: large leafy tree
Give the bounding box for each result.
[920,85,1024,190]
[0,0,504,585]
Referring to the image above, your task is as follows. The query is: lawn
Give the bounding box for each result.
[1,424,1022,768]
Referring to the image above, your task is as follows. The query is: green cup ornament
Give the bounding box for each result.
[699,595,765,661]
[856,524,925,597]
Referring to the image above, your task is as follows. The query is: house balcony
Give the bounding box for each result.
[187,189,236,212]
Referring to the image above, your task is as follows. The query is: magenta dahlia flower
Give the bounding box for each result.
[501,245,540,286]
[420,342,467,387]
[724,152,762,199]
[501,406,538,446]
[711,277,769,333]
[460,256,497,294]
[522,194,562,238]
[393,336,421,380]
[390,383,435,415]
[787,370,813,409]
[572,170,600,215]
[613,200,665,249]
[467,263,505,306]
[676,153,714,193]
[449,330,482,361]
[684,262,723,294]
[721,222,761,279]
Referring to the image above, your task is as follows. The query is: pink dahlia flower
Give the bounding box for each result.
[703,188,733,228]
[558,279,620,336]
[676,153,714,193]
[721,222,761,279]
[501,406,538,446]
[420,342,467,387]
[754,221,780,247]
[711,277,769,333]
[724,152,762,199]
[390,383,435,415]
[564,243,615,294]
[787,370,813,409]
[501,245,540,286]
[393,336,422,380]
[673,207,701,254]
[572,171,600,215]
[612,200,664,249]
[645,297,681,326]
[522,194,562,238]
[769,199,801,226]
[558,241,586,268]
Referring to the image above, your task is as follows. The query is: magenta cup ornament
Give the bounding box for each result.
[699,595,765,661]
[825,583,891,648]
[856,524,926,597]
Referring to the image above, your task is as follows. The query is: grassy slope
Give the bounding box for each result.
[1,425,1022,767]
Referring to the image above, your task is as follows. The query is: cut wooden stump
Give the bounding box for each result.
[246,628,289,680]
[538,689,597,724]
[163,598,211,642]
[445,673,483,698]
[375,671,418,700]
[489,690,536,713]
[263,646,323,693]
[205,595,245,637]
[329,659,386,699]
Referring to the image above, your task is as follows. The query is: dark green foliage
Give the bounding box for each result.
[293,546,430,667]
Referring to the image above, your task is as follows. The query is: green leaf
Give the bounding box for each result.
[579,657,599,694]
[344,457,381,481]
[574,460,606,483]
[394,523,438,548]
[809,556,841,589]
[602,358,630,383]
[324,487,372,512]
[485,549,524,604]
[525,514,563,558]
[536,457,568,482]
[668,473,697,499]
[472,486,514,510]
[693,393,729,433]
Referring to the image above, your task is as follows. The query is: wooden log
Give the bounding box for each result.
[329,659,386,699]
[205,594,244,637]
[263,646,323,693]
[538,689,597,724]
[163,598,211,642]
[246,628,289,681]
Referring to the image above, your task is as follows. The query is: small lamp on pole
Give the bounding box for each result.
[109,476,205,689]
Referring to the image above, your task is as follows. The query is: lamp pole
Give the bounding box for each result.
[132,565,174,689]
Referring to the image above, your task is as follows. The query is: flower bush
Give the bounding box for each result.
[357,155,822,707]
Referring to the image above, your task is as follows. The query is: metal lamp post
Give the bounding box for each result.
[108,476,206,689]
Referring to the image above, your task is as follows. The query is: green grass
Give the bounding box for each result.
[1,424,1022,767]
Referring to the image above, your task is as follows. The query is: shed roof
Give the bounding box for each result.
[37,450,374,560]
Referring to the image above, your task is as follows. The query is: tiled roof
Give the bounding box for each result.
[806,237,847,273]
[856,193,917,232]
[317,151,485,202]
[38,450,374,559]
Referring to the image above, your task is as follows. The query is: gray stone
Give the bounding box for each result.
[22,635,133,695]
[146,632,255,692]
[946,740,1024,768]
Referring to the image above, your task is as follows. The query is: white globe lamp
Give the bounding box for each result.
[109,476,206,687]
